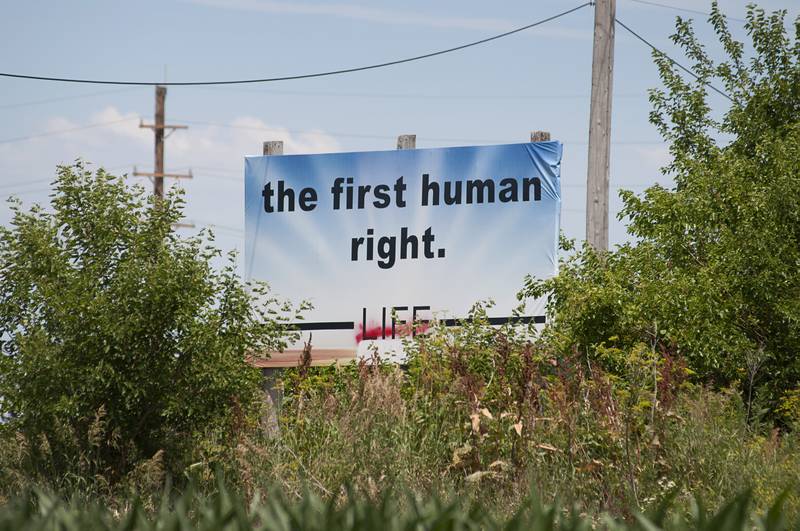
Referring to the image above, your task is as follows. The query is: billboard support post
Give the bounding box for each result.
[263,140,284,156]
[260,139,285,436]
[397,134,416,150]
[531,131,551,142]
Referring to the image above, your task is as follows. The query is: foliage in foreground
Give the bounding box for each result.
[0,163,302,486]
[3,300,797,522]
[0,480,793,531]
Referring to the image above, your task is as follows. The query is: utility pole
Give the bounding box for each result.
[586,0,615,250]
[136,86,191,198]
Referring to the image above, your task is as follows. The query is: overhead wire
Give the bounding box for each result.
[0,186,52,199]
[0,116,139,145]
[172,119,494,144]
[194,86,645,100]
[0,2,716,245]
[0,2,591,86]
[170,118,665,145]
[199,222,244,234]
[0,178,53,191]
[0,115,664,150]
[614,17,734,102]
[0,88,140,110]
[1,2,710,203]
[627,0,746,23]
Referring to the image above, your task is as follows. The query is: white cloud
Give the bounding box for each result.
[167,115,339,171]
[185,0,590,40]
[0,106,339,178]
[0,106,340,249]
[0,107,146,184]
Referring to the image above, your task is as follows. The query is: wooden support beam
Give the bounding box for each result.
[531,131,551,142]
[139,121,188,130]
[263,141,284,155]
[132,169,193,179]
[397,134,416,150]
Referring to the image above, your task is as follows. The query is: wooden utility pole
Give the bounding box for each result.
[136,86,191,197]
[586,0,615,250]
[153,86,166,198]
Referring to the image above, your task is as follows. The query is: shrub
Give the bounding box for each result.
[0,163,301,489]
[230,305,799,520]
[522,2,800,416]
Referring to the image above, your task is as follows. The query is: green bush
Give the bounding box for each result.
[522,2,800,416]
[0,163,301,490]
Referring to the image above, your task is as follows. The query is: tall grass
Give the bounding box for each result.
[1,315,799,526]
[0,480,793,530]
[228,320,800,521]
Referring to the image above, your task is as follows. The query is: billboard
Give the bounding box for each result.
[245,141,562,357]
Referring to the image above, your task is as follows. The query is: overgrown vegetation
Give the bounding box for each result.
[0,164,302,490]
[1,2,800,529]
[0,480,793,530]
[523,1,800,424]
[235,309,800,522]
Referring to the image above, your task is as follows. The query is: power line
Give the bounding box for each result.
[0,3,591,86]
[0,114,665,149]
[193,172,244,183]
[195,86,646,100]
[0,116,139,145]
[562,181,663,189]
[175,119,442,142]
[199,222,244,234]
[0,88,139,110]
[172,118,665,145]
[626,0,746,23]
[0,164,139,196]
[0,178,52,191]
[0,163,142,197]
[1,186,51,199]
[190,165,238,173]
[614,17,734,102]
[102,162,143,172]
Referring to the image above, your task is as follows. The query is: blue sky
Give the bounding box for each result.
[0,0,796,258]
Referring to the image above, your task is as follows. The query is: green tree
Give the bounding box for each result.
[0,163,301,484]
[523,3,800,417]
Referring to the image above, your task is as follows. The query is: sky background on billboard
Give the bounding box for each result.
[245,142,561,349]
[0,0,796,265]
